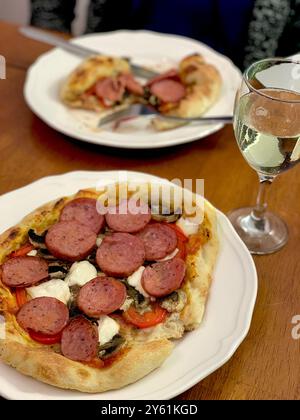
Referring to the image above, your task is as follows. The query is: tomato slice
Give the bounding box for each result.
[164,223,188,260]
[15,288,27,308]
[10,244,34,258]
[28,330,62,345]
[123,304,167,329]
[176,237,187,260]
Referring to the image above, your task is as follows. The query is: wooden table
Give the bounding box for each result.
[1,21,300,400]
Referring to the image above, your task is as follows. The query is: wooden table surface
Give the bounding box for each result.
[0,21,300,400]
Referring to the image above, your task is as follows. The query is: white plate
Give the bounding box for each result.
[0,170,257,400]
[24,31,242,149]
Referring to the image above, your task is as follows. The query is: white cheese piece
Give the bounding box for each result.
[157,248,179,262]
[97,316,120,345]
[120,297,134,312]
[96,234,105,247]
[127,266,149,298]
[176,216,199,236]
[65,261,97,287]
[27,250,38,257]
[26,279,70,305]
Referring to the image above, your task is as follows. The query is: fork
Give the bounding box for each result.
[98,104,233,127]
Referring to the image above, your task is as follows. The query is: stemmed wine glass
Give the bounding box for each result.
[228,58,300,254]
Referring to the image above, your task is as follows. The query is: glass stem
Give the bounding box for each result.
[251,175,274,221]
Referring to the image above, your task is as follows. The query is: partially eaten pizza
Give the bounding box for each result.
[61,55,144,112]
[0,183,219,393]
[61,54,222,131]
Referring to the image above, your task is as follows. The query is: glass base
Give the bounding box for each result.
[227,207,288,255]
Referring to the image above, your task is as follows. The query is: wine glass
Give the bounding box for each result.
[228,58,300,254]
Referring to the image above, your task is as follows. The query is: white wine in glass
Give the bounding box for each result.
[228,59,300,254]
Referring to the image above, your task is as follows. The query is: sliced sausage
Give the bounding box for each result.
[61,316,98,362]
[147,69,180,86]
[137,223,177,261]
[95,77,125,102]
[141,258,186,297]
[150,79,186,103]
[96,232,145,277]
[105,200,151,233]
[60,198,105,234]
[45,221,96,262]
[78,277,126,317]
[2,256,48,288]
[17,297,69,335]
[119,73,144,96]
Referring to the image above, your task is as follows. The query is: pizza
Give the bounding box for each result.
[61,54,222,132]
[61,55,144,112]
[0,184,219,393]
[149,54,222,131]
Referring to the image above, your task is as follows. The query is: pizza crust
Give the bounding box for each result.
[0,184,219,392]
[152,54,222,131]
[0,338,173,393]
[61,55,131,111]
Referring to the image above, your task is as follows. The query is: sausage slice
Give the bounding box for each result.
[137,223,177,260]
[17,297,69,336]
[2,256,48,288]
[142,258,186,297]
[96,232,145,277]
[60,198,105,234]
[78,277,126,317]
[45,221,96,262]
[61,316,98,362]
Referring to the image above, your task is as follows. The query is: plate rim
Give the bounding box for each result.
[23,30,241,149]
[0,170,257,400]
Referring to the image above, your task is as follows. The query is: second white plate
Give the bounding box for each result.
[24,30,241,149]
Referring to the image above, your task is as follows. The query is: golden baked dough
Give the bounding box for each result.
[0,183,219,393]
[61,55,132,111]
[152,54,222,130]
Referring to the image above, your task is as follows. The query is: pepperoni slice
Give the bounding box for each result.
[105,200,151,233]
[61,316,98,362]
[137,223,177,261]
[2,256,48,288]
[45,221,97,262]
[78,277,126,317]
[141,258,186,297]
[95,77,125,102]
[96,232,145,277]
[150,79,186,103]
[60,198,105,234]
[119,73,144,96]
[17,297,69,336]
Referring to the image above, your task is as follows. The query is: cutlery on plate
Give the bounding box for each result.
[19,27,158,79]
[98,104,233,127]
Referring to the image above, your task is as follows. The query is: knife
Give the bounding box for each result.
[19,26,158,79]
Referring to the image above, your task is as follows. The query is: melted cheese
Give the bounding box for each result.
[97,316,120,345]
[127,266,149,298]
[176,216,199,236]
[65,261,97,287]
[96,234,105,247]
[26,279,70,304]
[27,250,38,256]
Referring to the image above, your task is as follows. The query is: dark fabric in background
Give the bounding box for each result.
[31,0,254,68]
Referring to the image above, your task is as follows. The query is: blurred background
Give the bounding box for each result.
[1,0,299,69]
